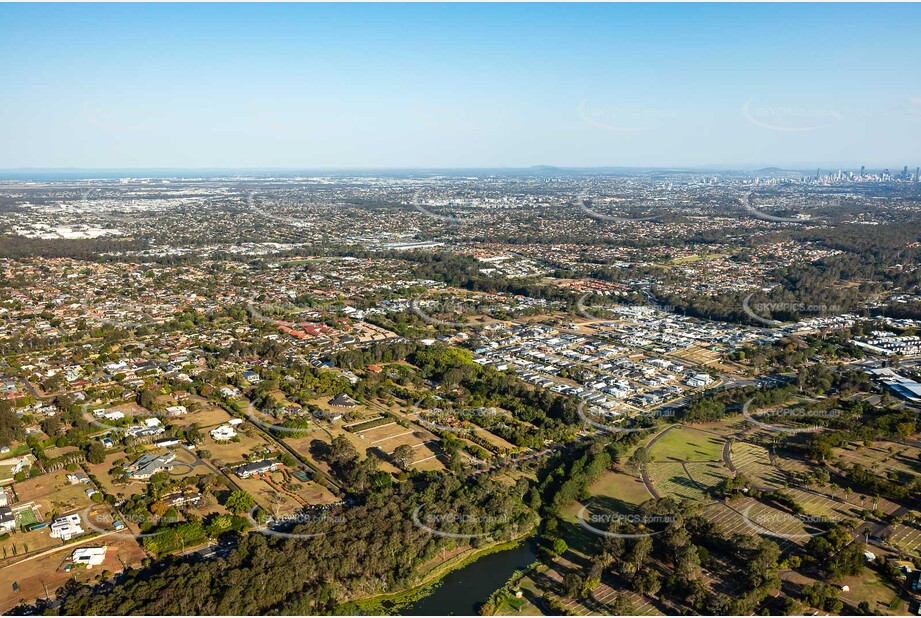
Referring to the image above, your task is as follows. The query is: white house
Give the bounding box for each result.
[210,424,237,441]
[51,514,85,541]
[686,373,713,388]
[72,546,107,566]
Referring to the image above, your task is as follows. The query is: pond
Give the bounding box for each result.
[400,540,538,616]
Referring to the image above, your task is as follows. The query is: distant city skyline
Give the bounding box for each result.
[1,3,919,169]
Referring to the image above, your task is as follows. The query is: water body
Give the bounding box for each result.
[400,540,538,616]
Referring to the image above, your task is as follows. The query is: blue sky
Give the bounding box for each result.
[1,3,919,169]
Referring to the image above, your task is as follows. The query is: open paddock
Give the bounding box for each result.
[589,470,653,509]
[164,447,214,479]
[274,469,339,506]
[13,473,96,518]
[233,471,304,517]
[205,428,274,464]
[0,535,146,614]
[108,401,151,418]
[833,441,921,479]
[181,406,234,428]
[668,345,721,368]
[648,426,724,463]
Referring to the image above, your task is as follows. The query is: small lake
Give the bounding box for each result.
[400,540,538,616]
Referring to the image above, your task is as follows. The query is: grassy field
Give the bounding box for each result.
[648,426,724,462]
[589,470,652,507]
[205,427,274,466]
[838,570,907,615]
[14,474,95,519]
[832,441,921,479]
[646,462,711,502]
[683,461,731,492]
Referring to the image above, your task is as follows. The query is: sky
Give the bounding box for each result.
[1,3,919,170]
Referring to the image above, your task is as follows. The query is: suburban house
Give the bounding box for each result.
[210,424,237,441]
[220,386,241,398]
[328,393,358,408]
[71,546,107,567]
[125,452,176,479]
[165,405,188,416]
[161,491,203,507]
[50,514,85,541]
[686,373,713,388]
[234,459,278,479]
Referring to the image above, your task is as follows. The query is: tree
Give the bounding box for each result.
[0,402,25,446]
[562,572,583,599]
[328,435,358,471]
[626,446,651,475]
[224,490,255,515]
[633,568,661,596]
[392,444,414,470]
[86,441,106,464]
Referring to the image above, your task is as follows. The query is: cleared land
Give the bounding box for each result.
[648,426,724,462]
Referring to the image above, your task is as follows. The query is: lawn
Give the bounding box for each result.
[838,570,907,616]
[648,426,724,462]
[646,462,710,502]
[587,470,652,509]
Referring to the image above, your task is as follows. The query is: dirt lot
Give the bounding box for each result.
[205,427,273,466]
[13,474,95,520]
[0,535,146,613]
[182,405,234,429]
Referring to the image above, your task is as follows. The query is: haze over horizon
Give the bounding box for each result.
[2,3,919,170]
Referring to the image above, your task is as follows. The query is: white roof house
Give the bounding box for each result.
[210,424,237,441]
[51,514,85,541]
[72,546,107,566]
